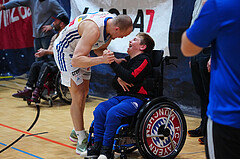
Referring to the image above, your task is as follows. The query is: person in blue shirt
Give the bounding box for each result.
[181,0,240,158]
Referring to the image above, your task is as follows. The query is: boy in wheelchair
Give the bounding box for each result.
[12,14,69,103]
[80,32,155,159]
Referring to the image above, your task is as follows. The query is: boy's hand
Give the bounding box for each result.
[117,77,133,92]
[114,58,127,64]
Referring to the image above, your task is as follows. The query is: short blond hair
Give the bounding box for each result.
[112,15,133,31]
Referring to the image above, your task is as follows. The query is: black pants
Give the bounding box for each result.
[206,118,240,159]
[191,47,211,132]
[26,60,57,89]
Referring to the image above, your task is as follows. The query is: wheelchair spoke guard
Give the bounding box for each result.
[137,101,187,159]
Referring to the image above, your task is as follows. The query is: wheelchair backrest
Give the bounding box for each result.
[151,50,164,67]
[143,50,164,98]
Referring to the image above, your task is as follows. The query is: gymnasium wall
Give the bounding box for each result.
[0,0,70,76]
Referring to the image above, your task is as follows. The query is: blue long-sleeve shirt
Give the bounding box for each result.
[4,0,68,38]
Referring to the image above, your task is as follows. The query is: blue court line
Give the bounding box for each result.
[0,142,43,159]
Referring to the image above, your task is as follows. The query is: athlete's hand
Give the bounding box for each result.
[117,77,133,92]
[102,49,115,64]
[0,4,5,11]
[41,25,53,33]
[35,48,46,57]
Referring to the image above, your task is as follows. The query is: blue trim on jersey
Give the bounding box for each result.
[88,12,98,14]
[56,30,80,71]
[104,17,112,42]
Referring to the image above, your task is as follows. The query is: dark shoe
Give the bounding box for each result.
[30,88,41,103]
[188,126,203,137]
[80,142,102,157]
[198,137,204,144]
[98,146,112,159]
[12,87,32,99]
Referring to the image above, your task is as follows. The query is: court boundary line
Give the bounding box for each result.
[0,142,44,159]
[0,123,75,150]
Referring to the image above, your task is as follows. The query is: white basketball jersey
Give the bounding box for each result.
[53,12,115,72]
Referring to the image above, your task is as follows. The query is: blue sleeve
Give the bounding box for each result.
[186,0,220,48]
[4,0,29,9]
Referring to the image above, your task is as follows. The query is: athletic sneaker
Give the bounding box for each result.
[12,87,32,99]
[98,155,108,159]
[80,141,102,157]
[76,138,88,154]
[69,129,78,142]
[188,126,203,137]
[98,146,112,159]
[30,88,41,103]
[198,137,204,144]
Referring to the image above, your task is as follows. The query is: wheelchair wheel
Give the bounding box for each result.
[41,73,58,101]
[27,100,31,105]
[136,100,187,159]
[40,86,58,101]
[48,97,53,107]
[56,71,72,104]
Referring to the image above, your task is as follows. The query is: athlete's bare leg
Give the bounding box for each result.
[69,79,89,131]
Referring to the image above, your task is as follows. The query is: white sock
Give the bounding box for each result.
[75,130,87,144]
[26,86,32,90]
[98,155,107,159]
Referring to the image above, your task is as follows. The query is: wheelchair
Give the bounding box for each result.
[55,71,72,104]
[86,50,187,159]
[26,66,72,106]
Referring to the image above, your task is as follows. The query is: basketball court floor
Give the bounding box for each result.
[0,77,206,159]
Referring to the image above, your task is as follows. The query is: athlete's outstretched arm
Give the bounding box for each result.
[72,21,114,68]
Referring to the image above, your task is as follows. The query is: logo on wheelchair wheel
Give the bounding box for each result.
[145,107,182,157]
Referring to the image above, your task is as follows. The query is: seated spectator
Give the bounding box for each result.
[0,0,68,61]
[12,14,69,103]
[81,32,155,159]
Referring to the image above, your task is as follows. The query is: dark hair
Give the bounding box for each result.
[112,14,132,31]
[56,13,69,25]
[137,32,155,53]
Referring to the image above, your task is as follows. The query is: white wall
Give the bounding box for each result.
[70,0,173,56]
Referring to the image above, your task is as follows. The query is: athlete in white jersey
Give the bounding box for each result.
[53,12,114,87]
[52,12,133,154]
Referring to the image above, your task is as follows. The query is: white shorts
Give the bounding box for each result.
[53,44,91,87]
[60,67,91,87]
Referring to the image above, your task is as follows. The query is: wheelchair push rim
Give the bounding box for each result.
[137,101,187,159]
